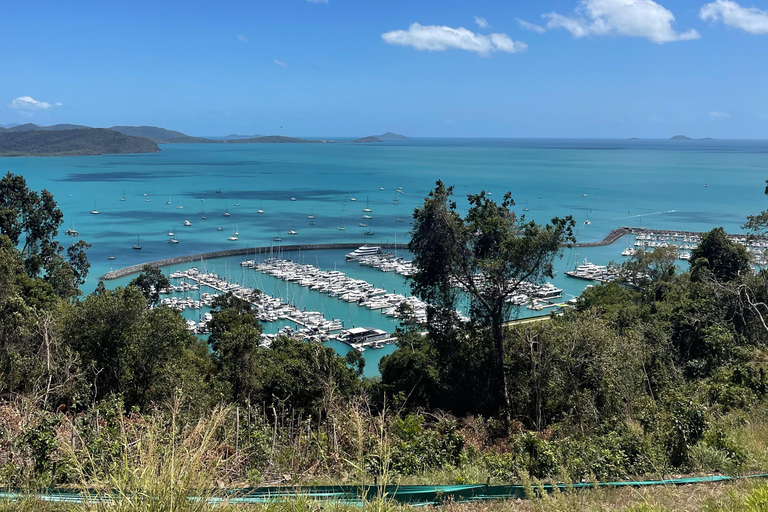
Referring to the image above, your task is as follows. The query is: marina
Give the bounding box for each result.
[160,260,413,352]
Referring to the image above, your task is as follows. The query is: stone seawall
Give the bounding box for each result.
[573,227,630,248]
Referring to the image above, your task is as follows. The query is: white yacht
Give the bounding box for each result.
[169,237,179,244]
[346,245,381,261]
[184,220,192,226]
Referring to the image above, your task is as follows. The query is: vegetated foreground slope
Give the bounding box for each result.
[0,128,160,156]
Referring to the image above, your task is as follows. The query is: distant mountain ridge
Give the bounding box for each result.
[669,135,714,141]
[0,128,160,157]
[109,125,211,144]
[351,136,383,143]
[0,124,316,144]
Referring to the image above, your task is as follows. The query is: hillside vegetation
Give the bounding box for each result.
[4,173,768,510]
[0,128,159,156]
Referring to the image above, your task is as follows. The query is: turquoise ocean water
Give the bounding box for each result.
[5,138,768,375]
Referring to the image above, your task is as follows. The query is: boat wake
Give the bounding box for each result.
[624,209,677,218]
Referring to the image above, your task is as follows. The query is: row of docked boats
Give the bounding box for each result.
[628,229,768,264]
[243,257,429,323]
[346,246,416,276]
[165,268,343,341]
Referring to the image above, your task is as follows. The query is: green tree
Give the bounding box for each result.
[690,227,752,282]
[62,286,197,409]
[345,348,366,377]
[620,246,678,291]
[251,336,359,416]
[0,172,91,299]
[128,265,170,306]
[408,181,575,419]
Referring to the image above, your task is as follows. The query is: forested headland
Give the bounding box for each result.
[0,129,160,156]
[3,171,768,510]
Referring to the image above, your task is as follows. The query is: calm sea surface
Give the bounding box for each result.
[6,138,768,375]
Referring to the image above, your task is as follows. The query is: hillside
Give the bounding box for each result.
[351,136,383,143]
[0,128,160,156]
[109,125,213,143]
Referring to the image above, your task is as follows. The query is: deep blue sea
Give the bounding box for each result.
[6,138,768,375]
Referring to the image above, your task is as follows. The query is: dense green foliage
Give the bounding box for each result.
[405,181,575,419]
[0,128,159,156]
[6,172,768,495]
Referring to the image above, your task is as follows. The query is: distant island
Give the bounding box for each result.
[0,128,159,157]
[628,137,642,141]
[349,132,408,143]
[0,123,405,155]
[373,132,408,140]
[0,124,318,146]
[669,135,714,141]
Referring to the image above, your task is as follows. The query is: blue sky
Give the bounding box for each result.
[1,0,767,138]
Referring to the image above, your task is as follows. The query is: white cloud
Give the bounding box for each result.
[700,0,768,34]
[274,59,289,67]
[8,96,61,111]
[474,16,489,28]
[381,23,527,55]
[517,18,546,33]
[541,0,700,44]
[709,110,730,118]
[237,34,248,42]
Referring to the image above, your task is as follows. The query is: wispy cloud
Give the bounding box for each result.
[307,0,328,3]
[474,16,489,28]
[709,111,730,118]
[274,59,289,67]
[517,18,546,33]
[539,0,699,44]
[700,0,768,34]
[237,34,248,43]
[382,23,527,56]
[8,96,61,111]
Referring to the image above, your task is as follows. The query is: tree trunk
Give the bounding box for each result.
[492,318,511,423]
